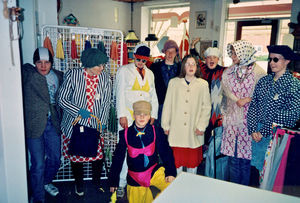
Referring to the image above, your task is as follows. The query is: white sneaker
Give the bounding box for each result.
[116,187,125,198]
[44,183,59,196]
[75,185,84,196]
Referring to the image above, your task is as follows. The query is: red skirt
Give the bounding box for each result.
[172,146,203,168]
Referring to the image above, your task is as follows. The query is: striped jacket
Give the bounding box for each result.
[58,68,112,138]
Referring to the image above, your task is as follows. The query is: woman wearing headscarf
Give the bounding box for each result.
[220,40,266,185]
[58,48,111,196]
[247,45,300,186]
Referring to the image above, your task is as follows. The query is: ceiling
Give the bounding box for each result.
[113,0,149,2]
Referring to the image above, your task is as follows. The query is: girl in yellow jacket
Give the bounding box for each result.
[161,54,211,174]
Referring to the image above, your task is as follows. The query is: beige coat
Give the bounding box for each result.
[161,77,211,148]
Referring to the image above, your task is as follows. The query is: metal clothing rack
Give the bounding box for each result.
[41,25,123,181]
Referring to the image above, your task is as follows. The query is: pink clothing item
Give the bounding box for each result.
[125,125,157,187]
[128,163,157,187]
[221,65,256,160]
[273,130,294,193]
[124,125,156,158]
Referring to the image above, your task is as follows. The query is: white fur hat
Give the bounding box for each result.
[204,47,221,58]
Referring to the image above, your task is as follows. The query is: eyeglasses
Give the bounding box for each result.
[136,58,147,63]
[185,63,196,67]
[268,57,282,63]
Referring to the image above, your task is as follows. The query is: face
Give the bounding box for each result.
[35,60,51,76]
[134,57,147,69]
[230,48,240,65]
[205,55,219,69]
[184,57,197,77]
[165,48,177,63]
[87,65,104,76]
[268,53,289,75]
[134,113,151,128]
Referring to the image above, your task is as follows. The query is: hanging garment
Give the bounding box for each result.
[56,38,64,59]
[71,39,78,59]
[110,41,118,61]
[97,41,107,55]
[43,36,54,57]
[117,42,128,65]
[85,40,91,50]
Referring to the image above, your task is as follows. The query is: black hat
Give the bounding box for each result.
[267,45,300,60]
[33,47,53,64]
[81,48,108,68]
[134,44,150,61]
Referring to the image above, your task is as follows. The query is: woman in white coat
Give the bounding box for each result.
[162,55,211,174]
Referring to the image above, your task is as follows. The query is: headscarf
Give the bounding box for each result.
[227,40,256,66]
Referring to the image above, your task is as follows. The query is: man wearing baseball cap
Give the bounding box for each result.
[115,44,158,198]
[22,47,63,202]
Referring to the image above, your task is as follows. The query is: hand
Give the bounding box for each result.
[164,130,169,135]
[119,117,128,129]
[236,97,251,107]
[165,176,175,183]
[252,132,262,142]
[191,37,201,48]
[110,187,117,193]
[78,109,91,119]
[195,128,204,136]
[150,117,155,125]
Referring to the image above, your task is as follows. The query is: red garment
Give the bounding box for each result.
[172,146,203,168]
[71,39,78,59]
[118,42,128,65]
[43,36,54,57]
[110,41,118,60]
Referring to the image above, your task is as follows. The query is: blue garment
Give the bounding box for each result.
[248,70,300,138]
[161,62,179,87]
[26,119,61,202]
[205,127,229,180]
[229,156,251,185]
[45,70,59,104]
[248,70,300,170]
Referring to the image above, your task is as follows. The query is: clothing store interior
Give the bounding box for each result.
[1,0,300,202]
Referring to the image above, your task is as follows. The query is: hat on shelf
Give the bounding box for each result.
[267,45,300,60]
[133,100,152,115]
[145,34,158,41]
[134,44,150,61]
[81,48,108,68]
[33,47,53,64]
[162,40,179,54]
[204,47,222,58]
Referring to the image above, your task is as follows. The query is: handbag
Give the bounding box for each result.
[68,115,102,157]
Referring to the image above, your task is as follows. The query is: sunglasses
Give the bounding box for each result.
[136,58,147,63]
[268,57,282,63]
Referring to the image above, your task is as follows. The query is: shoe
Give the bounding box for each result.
[75,185,84,196]
[116,187,125,198]
[44,183,59,196]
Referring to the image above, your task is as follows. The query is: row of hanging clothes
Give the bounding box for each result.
[42,31,128,74]
[259,123,300,197]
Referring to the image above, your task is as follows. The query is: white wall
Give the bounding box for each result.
[19,0,58,64]
[0,0,28,202]
[59,0,131,34]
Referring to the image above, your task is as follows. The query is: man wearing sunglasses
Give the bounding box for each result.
[115,43,158,198]
[247,45,300,187]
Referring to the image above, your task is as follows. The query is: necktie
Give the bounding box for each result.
[137,68,144,80]
[134,126,149,167]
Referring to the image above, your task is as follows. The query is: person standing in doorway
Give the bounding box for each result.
[22,47,63,203]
